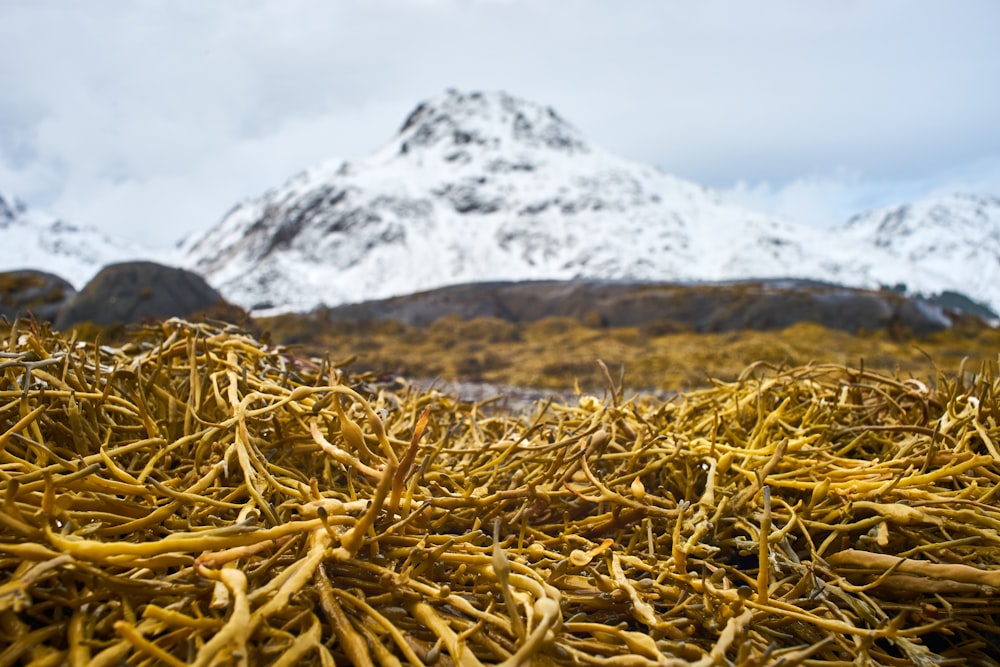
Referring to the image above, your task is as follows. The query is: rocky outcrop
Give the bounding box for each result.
[54,261,234,329]
[0,270,76,322]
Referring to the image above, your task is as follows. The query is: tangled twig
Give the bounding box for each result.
[1,318,999,664]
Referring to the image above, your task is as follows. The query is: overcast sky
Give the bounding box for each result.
[2,1,999,249]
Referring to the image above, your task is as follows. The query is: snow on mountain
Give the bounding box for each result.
[838,193,1000,312]
[0,191,154,288]
[181,89,859,313]
[7,90,994,319]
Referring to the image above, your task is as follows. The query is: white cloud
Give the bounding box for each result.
[723,172,872,230]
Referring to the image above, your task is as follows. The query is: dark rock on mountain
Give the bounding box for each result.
[0,270,76,322]
[0,192,25,222]
[54,261,234,329]
[314,279,956,336]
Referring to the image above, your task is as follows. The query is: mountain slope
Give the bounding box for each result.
[0,191,151,289]
[181,90,855,313]
[838,192,1000,312]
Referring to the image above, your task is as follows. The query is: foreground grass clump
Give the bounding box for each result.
[2,318,1000,664]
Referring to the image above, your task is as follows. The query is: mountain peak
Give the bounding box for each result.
[177,89,1000,315]
[392,89,589,160]
[181,89,841,313]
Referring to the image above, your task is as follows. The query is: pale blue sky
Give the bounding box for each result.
[1,0,998,247]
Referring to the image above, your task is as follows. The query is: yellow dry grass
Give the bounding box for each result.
[260,314,1000,391]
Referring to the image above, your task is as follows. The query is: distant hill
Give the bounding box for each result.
[307,279,964,336]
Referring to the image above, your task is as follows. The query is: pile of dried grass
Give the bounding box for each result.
[1,318,999,665]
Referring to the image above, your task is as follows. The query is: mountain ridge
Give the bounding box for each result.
[4,89,999,318]
[178,89,1000,315]
[841,192,1000,304]
[179,89,869,313]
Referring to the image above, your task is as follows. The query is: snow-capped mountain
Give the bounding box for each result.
[4,92,998,317]
[181,89,859,313]
[0,192,152,288]
[838,193,1000,312]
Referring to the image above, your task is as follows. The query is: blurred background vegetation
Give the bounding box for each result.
[257,311,1000,393]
